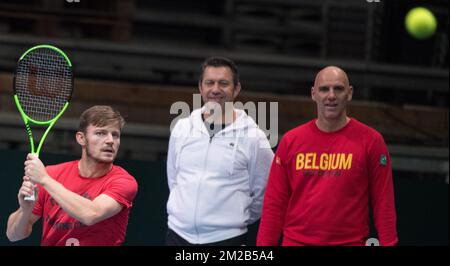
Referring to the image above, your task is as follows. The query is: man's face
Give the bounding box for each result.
[311,69,353,121]
[199,66,241,114]
[79,123,121,164]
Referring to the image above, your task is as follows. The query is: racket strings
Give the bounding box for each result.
[15,48,72,122]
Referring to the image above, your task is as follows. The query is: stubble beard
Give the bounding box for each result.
[85,139,115,164]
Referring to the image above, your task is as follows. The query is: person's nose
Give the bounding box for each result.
[211,83,221,94]
[105,133,114,144]
[327,88,337,101]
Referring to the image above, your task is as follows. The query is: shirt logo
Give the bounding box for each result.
[296,153,352,170]
[380,154,387,166]
[276,156,281,165]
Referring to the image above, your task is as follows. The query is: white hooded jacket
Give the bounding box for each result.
[166,108,274,244]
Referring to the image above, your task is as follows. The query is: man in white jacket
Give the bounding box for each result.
[166,56,274,245]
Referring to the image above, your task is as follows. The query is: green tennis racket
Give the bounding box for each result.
[13,44,74,201]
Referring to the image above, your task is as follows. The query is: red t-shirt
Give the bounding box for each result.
[257,119,398,246]
[32,161,138,246]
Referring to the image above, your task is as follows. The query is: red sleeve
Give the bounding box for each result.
[102,175,138,209]
[367,133,398,246]
[257,137,292,246]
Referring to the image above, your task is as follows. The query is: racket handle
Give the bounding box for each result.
[24,190,36,201]
[24,152,38,201]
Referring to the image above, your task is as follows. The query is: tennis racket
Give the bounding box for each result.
[13,44,74,201]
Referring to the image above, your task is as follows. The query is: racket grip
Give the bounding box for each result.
[24,152,38,201]
[24,188,36,201]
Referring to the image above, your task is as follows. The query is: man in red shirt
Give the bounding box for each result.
[6,105,138,246]
[257,66,398,246]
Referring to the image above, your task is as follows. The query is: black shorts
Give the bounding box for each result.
[165,228,248,246]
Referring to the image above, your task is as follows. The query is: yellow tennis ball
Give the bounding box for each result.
[405,7,437,39]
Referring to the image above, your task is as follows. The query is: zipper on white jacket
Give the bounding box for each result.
[193,133,214,242]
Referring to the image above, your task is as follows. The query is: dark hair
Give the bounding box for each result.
[78,105,125,133]
[199,56,240,86]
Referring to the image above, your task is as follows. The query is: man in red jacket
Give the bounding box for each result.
[257,66,398,246]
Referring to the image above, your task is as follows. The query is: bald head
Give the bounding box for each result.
[314,66,350,88]
[311,65,353,129]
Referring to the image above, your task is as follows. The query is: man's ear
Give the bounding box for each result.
[311,86,316,101]
[233,82,242,99]
[348,85,353,101]
[198,81,203,94]
[76,131,85,146]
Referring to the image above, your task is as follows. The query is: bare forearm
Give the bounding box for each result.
[41,176,98,226]
[7,208,33,242]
